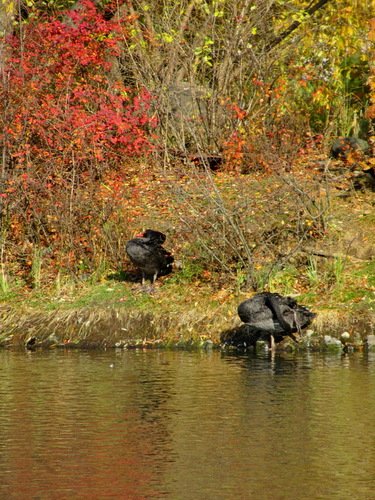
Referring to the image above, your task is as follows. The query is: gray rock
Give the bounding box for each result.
[323,335,342,349]
[330,137,369,159]
[366,335,375,350]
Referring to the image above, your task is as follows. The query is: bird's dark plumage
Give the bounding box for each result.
[236,292,316,347]
[126,229,174,285]
[238,292,315,334]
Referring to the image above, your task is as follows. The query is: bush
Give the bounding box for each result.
[0,0,156,284]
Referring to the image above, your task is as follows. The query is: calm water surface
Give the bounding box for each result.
[0,349,374,499]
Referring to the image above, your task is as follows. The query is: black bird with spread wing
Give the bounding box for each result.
[237,292,315,341]
[222,292,316,350]
[126,229,174,285]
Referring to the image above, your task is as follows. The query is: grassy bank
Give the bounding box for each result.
[1,163,374,350]
[0,262,374,350]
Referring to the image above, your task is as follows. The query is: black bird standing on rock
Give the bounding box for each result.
[238,292,315,336]
[126,229,174,285]
[222,292,316,350]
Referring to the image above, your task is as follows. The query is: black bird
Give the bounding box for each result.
[236,292,316,349]
[126,229,174,285]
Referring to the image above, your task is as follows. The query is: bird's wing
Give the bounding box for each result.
[126,239,155,263]
[265,294,294,333]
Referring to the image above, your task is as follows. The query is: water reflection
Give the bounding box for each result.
[0,349,374,498]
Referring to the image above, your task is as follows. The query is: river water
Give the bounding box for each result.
[0,349,374,499]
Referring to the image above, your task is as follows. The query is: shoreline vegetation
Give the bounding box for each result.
[1,164,374,352]
[1,164,375,353]
[0,300,374,352]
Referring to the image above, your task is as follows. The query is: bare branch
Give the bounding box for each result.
[265,0,332,52]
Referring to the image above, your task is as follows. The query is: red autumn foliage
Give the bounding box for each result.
[2,0,155,171]
[0,1,156,283]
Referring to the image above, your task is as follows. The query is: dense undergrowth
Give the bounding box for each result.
[1,161,374,340]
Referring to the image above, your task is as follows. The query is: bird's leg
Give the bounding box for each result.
[140,272,157,294]
[141,272,159,294]
[141,272,146,286]
[293,310,301,333]
[270,334,275,351]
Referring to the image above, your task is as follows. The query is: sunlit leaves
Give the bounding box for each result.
[194,36,214,67]
[2,0,155,170]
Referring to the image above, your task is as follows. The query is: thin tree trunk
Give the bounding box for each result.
[265,0,332,52]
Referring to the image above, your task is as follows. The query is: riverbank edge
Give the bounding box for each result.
[1,303,374,352]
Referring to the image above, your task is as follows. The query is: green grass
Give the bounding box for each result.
[357,260,375,286]
[306,257,319,288]
[2,253,373,316]
[43,282,155,311]
[268,265,299,295]
[168,260,204,284]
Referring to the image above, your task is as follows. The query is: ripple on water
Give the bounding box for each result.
[0,349,374,499]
